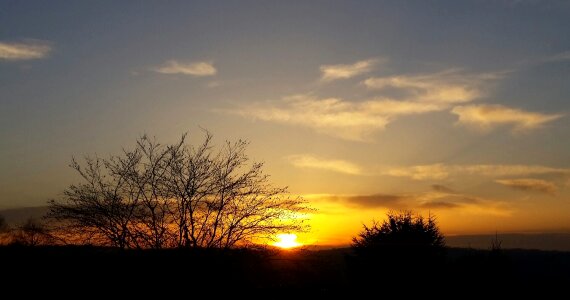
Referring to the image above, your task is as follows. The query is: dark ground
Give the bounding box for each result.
[1,245,569,295]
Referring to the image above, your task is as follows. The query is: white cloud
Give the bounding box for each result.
[320,59,380,81]
[496,178,558,194]
[287,154,363,175]
[452,104,563,132]
[231,94,449,141]
[386,164,450,180]
[363,69,503,104]
[154,60,216,76]
[385,164,570,180]
[0,40,52,61]
[227,66,559,139]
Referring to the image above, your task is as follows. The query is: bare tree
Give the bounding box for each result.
[48,156,140,248]
[47,132,310,249]
[12,218,50,246]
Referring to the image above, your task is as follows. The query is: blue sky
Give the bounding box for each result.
[1,1,569,243]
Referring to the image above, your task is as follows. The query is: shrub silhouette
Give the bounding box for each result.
[352,210,445,251]
[349,211,446,285]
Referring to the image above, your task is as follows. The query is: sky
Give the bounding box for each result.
[1,0,570,245]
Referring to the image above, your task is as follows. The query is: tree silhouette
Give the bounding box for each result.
[0,215,9,244]
[12,218,50,246]
[48,132,309,249]
[0,215,8,233]
[352,210,445,251]
[349,211,446,285]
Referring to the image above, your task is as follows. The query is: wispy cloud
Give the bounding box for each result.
[452,104,563,132]
[305,190,510,216]
[231,94,450,141]
[153,60,216,76]
[459,165,570,177]
[385,163,570,180]
[363,69,500,104]
[416,187,511,216]
[320,59,380,81]
[0,40,52,61]
[227,66,558,138]
[287,154,363,175]
[386,164,450,180]
[420,201,460,209]
[343,194,406,209]
[496,178,558,195]
[431,184,457,194]
[228,69,510,140]
[541,51,570,63]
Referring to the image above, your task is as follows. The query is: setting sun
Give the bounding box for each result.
[273,234,301,249]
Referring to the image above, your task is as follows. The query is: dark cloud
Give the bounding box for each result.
[420,201,461,209]
[495,178,558,195]
[343,194,406,209]
[431,184,457,194]
[308,191,510,216]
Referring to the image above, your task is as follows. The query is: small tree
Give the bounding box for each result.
[12,218,50,246]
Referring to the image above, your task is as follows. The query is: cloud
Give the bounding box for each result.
[227,67,556,139]
[287,154,363,175]
[451,104,563,132]
[415,191,510,215]
[459,165,570,177]
[153,60,216,76]
[231,94,449,141]
[420,201,460,209]
[364,70,560,135]
[304,193,406,209]
[541,51,570,63]
[431,184,457,194]
[320,59,380,81]
[228,69,510,140]
[496,178,558,195]
[363,69,503,104]
[386,164,450,180]
[385,164,570,180]
[305,191,510,215]
[0,40,52,61]
[343,194,406,208]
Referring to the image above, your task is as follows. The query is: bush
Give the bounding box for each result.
[349,211,446,285]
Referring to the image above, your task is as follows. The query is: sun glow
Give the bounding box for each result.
[273,234,301,249]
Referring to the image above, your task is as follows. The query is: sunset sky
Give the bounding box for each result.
[1,1,570,245]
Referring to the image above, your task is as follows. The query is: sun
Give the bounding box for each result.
[272,233,301,249]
